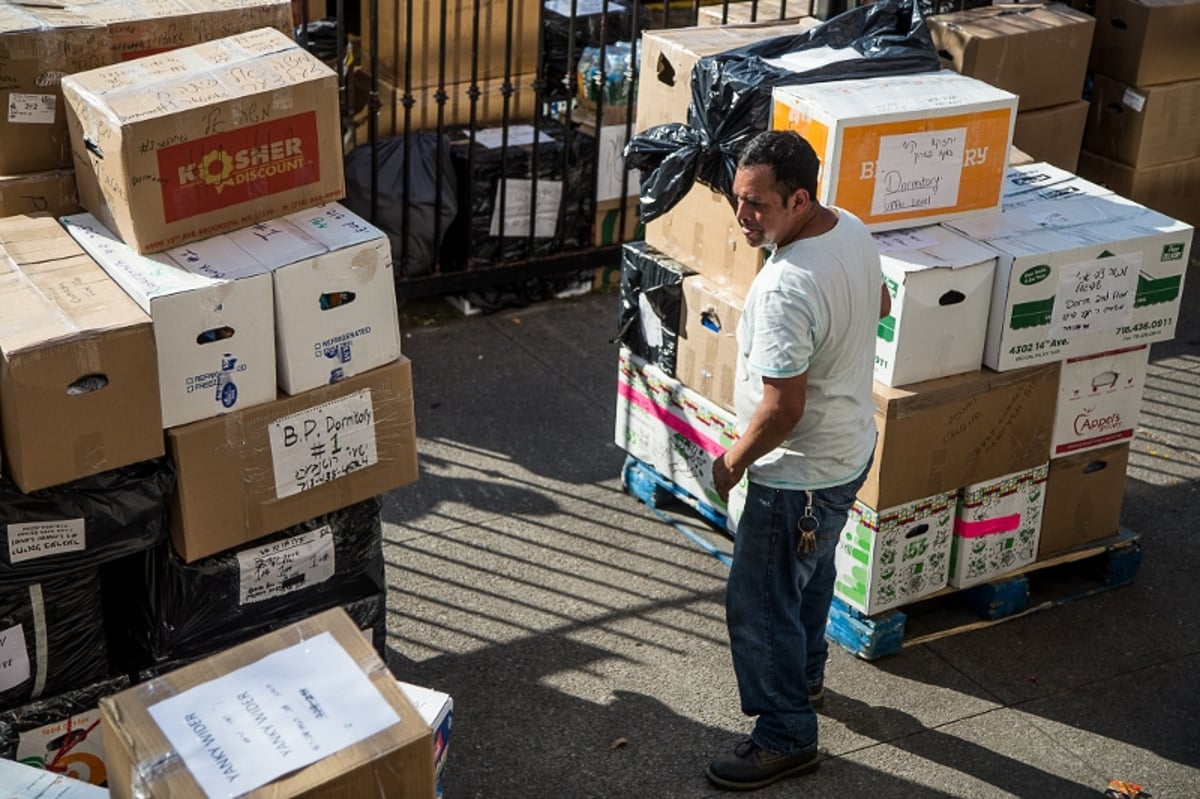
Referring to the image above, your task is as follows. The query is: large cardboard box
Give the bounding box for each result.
[62,212,276,429]
[0,215,162,492]
[363,0,539,90]
[1053,344,1149,457]
[99,607,436,799]
[593,197,643,246]
[928,3,1095,112]
[167,358,417,561]
[614,348,745,532]
[0,4,111,175]
[89,0,292,63]
[1077,150,1200,227]
[771,71,1018,232]
[1083,74,1200,167]
[863,362,1059,509]
[1040,442,1129,556]
[228,204,401,395]
[834,491,957,615]
[676,273,743,412]
[949,464,1048,588]
[873,225,998,387]
[1089,0,1200,86]
[945,193,1193,371]
[0,170,80,219]
[63,27,345,254]
[1013,100,1090,173]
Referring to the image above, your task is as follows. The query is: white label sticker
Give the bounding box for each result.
[1121,89,1146,113]
[637,292,664,349]
[872,228,940,253]
[871,128,966,216]
[595,125,631,203]
[16,708,108,785]
[7,520,86,564]
[1049,253,1140,337]
[8,93,56,124]
[489,180,563,238]
[237,526,336,605]
[0,624,31,693]
[268,389,378,498]
[147,632,401,798]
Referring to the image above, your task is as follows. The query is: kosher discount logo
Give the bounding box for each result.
[156,111,321,223]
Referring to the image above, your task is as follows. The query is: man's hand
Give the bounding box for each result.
[712,452,744,503]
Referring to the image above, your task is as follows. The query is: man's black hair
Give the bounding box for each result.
[736,131,821,202]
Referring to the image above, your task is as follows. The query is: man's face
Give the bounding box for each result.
[733,164,802,249]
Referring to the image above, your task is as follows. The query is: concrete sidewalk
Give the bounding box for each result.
[379,267,1200,798]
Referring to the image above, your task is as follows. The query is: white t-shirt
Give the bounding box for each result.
[735,208,880,489]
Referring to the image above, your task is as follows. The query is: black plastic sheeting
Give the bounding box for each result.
[615,242,691,376]
[0,673,129,786]
[103,498,385,670]
[0,568,110,712]
[343,132,458,278]
[440,119,595,267]
[0,460,173,591]
[624,0,941,222]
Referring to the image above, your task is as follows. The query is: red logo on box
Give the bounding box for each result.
[156,112,321,223]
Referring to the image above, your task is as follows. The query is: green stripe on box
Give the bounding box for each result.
[1011,297,1054,329]
[877,316,896,342]
[1135,273,1181,308]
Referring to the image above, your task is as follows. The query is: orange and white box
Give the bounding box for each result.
[771,70,1017,232]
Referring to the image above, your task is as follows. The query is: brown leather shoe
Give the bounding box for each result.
[705,738,821,791]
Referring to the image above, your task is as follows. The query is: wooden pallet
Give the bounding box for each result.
[827,528,1143,660]
[621,456,733,567]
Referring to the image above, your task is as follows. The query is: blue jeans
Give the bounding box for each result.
[725,463,869,754]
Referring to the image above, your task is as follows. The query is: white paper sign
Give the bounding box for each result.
[545,0,625,14]
[147,632,401,798]
[595,125,632,202]
[872,228,940,253]
[0,624,30,693]
[871,128,966,216]
[489,180,563,238]
[268,390,378,499]
[1049,253,1140,337]
[1121,88,1146,113]
[765,46,861,73]
[8,520,86,564]
[237,527,336,605]
[8,93,56,124]
[474,125,550,149]
[637,293,664,349]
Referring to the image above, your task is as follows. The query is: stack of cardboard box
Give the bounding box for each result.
[1077,0,1200,227]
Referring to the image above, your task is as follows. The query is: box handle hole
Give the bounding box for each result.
[905,523,930,539]
[938,290,966,306]
[320,291,356,310]
[67,374,108,396]
[197,326,235,345]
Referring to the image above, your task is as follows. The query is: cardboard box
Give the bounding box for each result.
[396,681,452,798]
[1013,100,1090,173]
[928,3,1095,112]
[1090,0,1200,86]
[863,362,1059,509]
[1000,161,1114,207]
[0,214,162,492]
[99,607,436,799]
[1040,442,1129,555]
[945,193,1193,370]
[1077,150,1200,227]
[614,348,745,532]
[1008,145,1036,166]
[834,491,957,615]
[231,204,401,395]
[873,225,998,387]
[88,0,293,63]
[1053,344,1149,456]
[62,212,277,429]
[949,463,1048,588]
[363,0,539,90]
[0,170,80,219]
[63,27,345,255]
[593,197,643,247]
[167,358,417,561]
[1083,74,1200,168]
[771,71,1018,232]
[698,1,813,25]
[676,274,743,411]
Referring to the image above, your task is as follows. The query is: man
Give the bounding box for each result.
[708,130,889,791]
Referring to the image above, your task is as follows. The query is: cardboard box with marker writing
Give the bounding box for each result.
[167,357,417,562]
[62,27,344,255]
[99,606,435,799]
[0,170,81,219]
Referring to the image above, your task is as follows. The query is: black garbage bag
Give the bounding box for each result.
[343,133,458,279]
[625,0,942,222]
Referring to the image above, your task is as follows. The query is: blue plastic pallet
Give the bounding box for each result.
[827,528,1143,661]
[622,456,732,567]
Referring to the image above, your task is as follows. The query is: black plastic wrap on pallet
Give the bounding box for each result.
[0,569,110,713]
[130,591,389,683]
[0,673,130,784]
[0,460,173,590]
[543,3,651,102]
[624,0,942,222]
[616,242,692,376]
[103,498,385,671]
[440,119,595,268]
